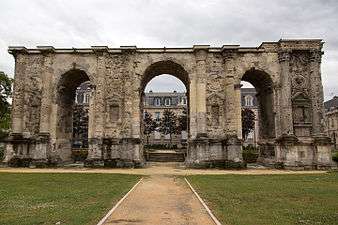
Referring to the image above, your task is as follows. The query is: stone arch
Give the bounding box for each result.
[139,60,190,151]
[54,69,92,161]
[240,68,275,140]
[140,60,190,92]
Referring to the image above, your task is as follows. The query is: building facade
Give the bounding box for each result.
[3,40,335,169]
[241,88,259,146]
[324,96,338,150]
[143,91,187,146]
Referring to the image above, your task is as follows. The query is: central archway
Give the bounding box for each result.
[140,60,190,162]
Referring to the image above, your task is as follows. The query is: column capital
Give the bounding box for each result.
[278,51,291,62]
[309,50,323,63]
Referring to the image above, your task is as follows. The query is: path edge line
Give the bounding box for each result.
[184,178,222,225]
[96,177,143,225]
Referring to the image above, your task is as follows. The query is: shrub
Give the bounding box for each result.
[0,144,4,160]
[242,145,259,163]
[71,149,88,162]
[333,152,338,163]
[8,157,32,167]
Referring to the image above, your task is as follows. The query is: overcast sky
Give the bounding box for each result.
[0,0,337,99]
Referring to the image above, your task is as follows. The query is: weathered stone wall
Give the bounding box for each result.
[3,40,336,169]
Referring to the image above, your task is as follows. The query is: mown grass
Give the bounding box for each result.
[188,172,338,225]
[0,173,140,225]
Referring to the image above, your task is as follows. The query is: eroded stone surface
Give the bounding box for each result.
[3,40,335,169]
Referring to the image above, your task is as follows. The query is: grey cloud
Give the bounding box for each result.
[0,0,337,99]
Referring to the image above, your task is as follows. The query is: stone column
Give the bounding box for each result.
[39,50,54,134]
[222,49,238,137]
[11,54,26,133]
[234,84,242,139]
[278,51,294,136]
[309,50,325,135]
[189,78,197,139]
[87,49,107,161]
[193,45,208,137]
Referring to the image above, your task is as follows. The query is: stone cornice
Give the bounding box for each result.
[8,39,325,55]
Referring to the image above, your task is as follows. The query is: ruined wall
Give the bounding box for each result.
[4,40,336,169]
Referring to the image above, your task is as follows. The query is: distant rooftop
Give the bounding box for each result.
[324,96,338,111]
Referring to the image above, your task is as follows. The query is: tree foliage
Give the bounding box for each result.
[0,71,13,138]
[177,108,188,133]
[72,105,89,148]
[159,109,178,145]
[242,108,255,140]
[143,111,156,144]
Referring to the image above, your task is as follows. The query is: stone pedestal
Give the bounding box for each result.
[186,134,244,168]
[86,137,143,168]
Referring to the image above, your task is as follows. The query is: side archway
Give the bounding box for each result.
[54,69,92,161]
[240,68,275,141]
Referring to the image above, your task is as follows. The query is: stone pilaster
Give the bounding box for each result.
[309,50,325,135]
[39,51,54,134]
[278,51,294,136]
[222,49,238,137]
[11,54,26,133]
[193,45,208,136]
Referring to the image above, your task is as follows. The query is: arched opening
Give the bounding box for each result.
[241,69,275,145]
[55,69,92,162]
[140,61,189,162]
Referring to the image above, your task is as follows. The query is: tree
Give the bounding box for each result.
[0,71,13,139]
[143,111,156,144]
[159,109,178,146]
[72,105,89,148]
[242,108,255,140]
[177,108,188,133]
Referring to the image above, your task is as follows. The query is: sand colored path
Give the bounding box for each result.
[0,163,328,176]
[102,175,215,225]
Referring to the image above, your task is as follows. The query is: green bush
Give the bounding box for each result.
[71,149,88,162]
[0,145,4,160]
[8,157,32,167]
[333,152,338,163]
[242,145,259,163]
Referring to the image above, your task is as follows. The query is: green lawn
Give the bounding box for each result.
[0,173,140,225]
[188,173,338,225]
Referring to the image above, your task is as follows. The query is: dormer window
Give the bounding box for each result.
[155,98,161,106]
[245,95,253,106]
[165,98,171,106]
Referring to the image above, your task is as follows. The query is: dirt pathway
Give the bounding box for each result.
[103,175,215,225]
[0,163,328,175]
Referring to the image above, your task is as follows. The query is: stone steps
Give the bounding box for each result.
[146,151,185,162]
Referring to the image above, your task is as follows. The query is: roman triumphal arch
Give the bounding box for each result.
[3,39,336,169]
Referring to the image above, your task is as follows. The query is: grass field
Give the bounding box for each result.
[0,173,140,225]
[188,172,338,225]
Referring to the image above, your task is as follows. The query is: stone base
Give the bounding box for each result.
[186,160,246,169]
[186,135,243,167]
[258,135,337,170]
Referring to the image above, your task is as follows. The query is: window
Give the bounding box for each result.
[109,105,119,121]
[155,112,160,120]
[155,98,161,106]
[245,95,253,106]
[183,97,187,105]
[165,98,171,106]
[85,94,90,104]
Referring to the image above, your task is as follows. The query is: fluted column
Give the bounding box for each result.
[193,46,208,136]
[39,52,54,133]
[11,54,26,133]
[222,50,238,137]
[278,51,294,136]
[309,50,325,135]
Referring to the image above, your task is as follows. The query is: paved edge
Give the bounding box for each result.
[96,177,143,225]
[184,178,222,225]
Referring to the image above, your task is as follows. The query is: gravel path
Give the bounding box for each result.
[103,175,215,225]
[0,163,328,175]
